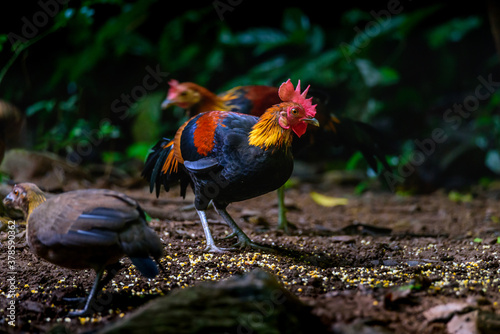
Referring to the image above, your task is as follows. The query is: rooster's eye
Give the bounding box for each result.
[13,190,18,196]
[290,107,300,116]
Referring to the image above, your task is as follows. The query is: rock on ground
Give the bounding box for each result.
[98,268,327,334]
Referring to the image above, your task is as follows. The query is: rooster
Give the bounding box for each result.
[147,79,391,231]
[143,79,318,252]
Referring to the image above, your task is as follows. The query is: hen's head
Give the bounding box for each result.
[276,79,318,137]
[3,183,46,217]
[161,80,204,110]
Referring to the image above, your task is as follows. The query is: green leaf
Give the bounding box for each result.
[101,151,125,164]
[99,121,120,138]
[282,8,310,33]
[0,34,7,52]
[26,99,57,117]
[448,191,472,203]
[355,59,399,87]
[486,150,500,174]
[427,16,482,49]
[206,48,223,70]
[379,67,400,85]
[309,25,325,53]
[341,9,371,25]
[354,181,369,195]
[346,151,364,170]
[130,92,164,142]
[396,5,443,38]
[126,142,153,161]
[231,28,288,48]
[59,95,78,111]
[68,119,90,139]
[144,211,153,222]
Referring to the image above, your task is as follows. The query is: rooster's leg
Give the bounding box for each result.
[196,210,231,253]
[276,186,297,233]
[276,186,289,232]
[214,205,273,251]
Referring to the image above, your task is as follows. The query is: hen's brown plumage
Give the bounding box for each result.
[3,183,164,316]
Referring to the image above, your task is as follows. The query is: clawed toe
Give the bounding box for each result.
[68,308,92,317]
[204,244,233,253]
[203,239,272,253]
[63,297,93,317]
[222,231,238,240]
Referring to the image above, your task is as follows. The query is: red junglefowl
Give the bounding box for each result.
[156,80,296,231]
[161,80,281,118]
[3,183,164,316]
[145,79,391,232]
[143,80,318,252]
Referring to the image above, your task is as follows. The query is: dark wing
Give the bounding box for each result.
[73,203,163,278]
[184,157,219,173]
[31,190,163,259]
[180,111,258,172]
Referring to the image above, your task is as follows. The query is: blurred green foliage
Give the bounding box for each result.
[25,94,120,156]
[0,1,499,188]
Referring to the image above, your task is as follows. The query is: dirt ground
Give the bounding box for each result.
[2,177,500,333]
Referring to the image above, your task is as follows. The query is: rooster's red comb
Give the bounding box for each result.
[278,79,316,117]
[168,79,180,89]
[167,80,182,100]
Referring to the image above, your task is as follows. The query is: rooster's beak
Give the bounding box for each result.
[302,117,320,127]
[161,99,174,110]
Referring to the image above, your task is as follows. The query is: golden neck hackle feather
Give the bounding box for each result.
[248,105,293,151]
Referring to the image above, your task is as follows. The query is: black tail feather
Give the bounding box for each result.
[142,138,184,198]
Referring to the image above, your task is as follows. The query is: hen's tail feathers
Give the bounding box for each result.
[142,138,180,198]
[129,257,159,279]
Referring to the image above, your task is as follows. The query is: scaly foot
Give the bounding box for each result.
[277,217,297,234]
[204,243,233,253]
[68,307,92,317]
[231,233,274,252]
